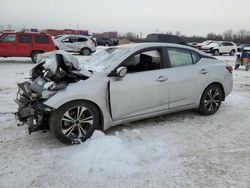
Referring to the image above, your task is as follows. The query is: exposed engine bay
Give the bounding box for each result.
[15,51,90,134]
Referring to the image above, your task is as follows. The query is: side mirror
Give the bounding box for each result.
[116,66,127,78]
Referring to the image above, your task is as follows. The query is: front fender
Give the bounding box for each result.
[44,76,113,130]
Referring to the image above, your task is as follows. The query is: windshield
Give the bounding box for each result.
[82,47,132,72]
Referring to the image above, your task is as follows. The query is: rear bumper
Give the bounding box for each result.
[224,73,233,97]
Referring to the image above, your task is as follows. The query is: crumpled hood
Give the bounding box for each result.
[34,50,91,77]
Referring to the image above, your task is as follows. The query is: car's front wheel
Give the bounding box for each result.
[104,42,110,47]
[200,84,223,115]
[49,100,100,144]
[213,50,219,56]
[31,51,44,63]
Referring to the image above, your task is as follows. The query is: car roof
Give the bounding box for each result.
[117,42,198,51]
[60,34,88,38]
[116,42,213,57]
[1,32,49,36]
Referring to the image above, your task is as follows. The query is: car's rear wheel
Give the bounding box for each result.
[200,84,223,115]
[235,64,240,70]
[213,50,219,56]
[49,100,100,144]
[229,50,235,56]
[31,51,44,63]
[80,48,91,56]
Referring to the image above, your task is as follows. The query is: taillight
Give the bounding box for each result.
[90,38,96,44]
[226,65,233,73]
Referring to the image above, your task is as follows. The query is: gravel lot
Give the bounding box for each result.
[0,54,249,188]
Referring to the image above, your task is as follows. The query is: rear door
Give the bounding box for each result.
[0,33,17,56]
[219,42,227,53]
[109,47,170,120]
[226,42,235,53]
[73,36,87,52]
[34,35,52,52]
[166,47,210,109]
[16,34,33,56]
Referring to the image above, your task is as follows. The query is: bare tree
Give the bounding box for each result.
[175,31,181,36]
[125,32,136,39]
[223,29,233,40]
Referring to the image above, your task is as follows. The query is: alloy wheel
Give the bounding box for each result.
[204,89,220,112]
[82,49,90,56]
[60,106,93,140]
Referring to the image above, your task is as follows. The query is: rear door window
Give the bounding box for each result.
[19,34,32,43]
[34,35,49,44]
[75,37,88,42]
[226,42,234,46]
[167,48,193,67]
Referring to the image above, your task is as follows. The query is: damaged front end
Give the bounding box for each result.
[15,51,91,134]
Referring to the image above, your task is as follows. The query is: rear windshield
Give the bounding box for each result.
[34,35,49,44]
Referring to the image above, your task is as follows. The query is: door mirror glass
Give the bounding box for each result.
[116,66,127,78]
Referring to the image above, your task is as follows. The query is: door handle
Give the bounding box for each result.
[157,76,168,82]
[200,69,208,74]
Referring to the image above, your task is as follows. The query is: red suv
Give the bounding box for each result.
[0,32,55,63]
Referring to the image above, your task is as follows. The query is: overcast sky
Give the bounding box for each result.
[1,0,250,36]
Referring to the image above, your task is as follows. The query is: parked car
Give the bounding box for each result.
[188,42,199,47]
[96,38,113,46]
[0,32,55,63]
[195,40,214,50]
[134,34,187,45]
[53,35,96,55]
[201,41,237,56]
[237,44,250,52]
[15,43,233,144]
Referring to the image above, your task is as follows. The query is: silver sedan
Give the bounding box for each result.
[15,43,233,144]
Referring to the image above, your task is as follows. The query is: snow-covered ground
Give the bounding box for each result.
[0,53,250,188]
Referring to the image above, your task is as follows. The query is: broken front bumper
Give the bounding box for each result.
[15,82,51,134]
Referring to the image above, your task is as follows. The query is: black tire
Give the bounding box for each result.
[229,50,235,56]
[200,84,223,115]
[31,51,44,63]
[80,48,91,56]
[235,64,240,70]
[49,100,100,144]
[213,50,219,56]
[246,65,249,71]
[104,42,110,47]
